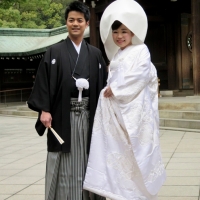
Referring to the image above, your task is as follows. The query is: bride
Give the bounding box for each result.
[83,0,166,199]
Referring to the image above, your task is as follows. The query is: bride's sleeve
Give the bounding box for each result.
[110,46,152,104]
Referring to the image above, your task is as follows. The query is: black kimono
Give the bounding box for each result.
[28,37,107,153]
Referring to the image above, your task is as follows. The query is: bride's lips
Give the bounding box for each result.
[117,40,124,44]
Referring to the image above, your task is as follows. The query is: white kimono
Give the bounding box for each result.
[83,44,166,200]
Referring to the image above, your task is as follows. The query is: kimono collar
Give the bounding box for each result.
[71,40,82,54]
[114,45,133,61]
[108,45,135,87]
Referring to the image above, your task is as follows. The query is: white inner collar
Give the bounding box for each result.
[71,40,82,54]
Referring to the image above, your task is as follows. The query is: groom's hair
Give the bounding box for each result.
[65,1,90,22]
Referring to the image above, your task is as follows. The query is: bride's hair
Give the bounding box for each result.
[111,20,122,30]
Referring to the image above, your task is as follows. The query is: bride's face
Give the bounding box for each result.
[112,24,134,50]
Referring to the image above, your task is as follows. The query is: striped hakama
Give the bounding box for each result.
[45,97,106,200]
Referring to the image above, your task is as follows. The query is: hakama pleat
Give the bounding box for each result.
[45,98,106,200]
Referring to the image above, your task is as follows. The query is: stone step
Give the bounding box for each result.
[17,105,31,111]
[173,89,194,97]
[1,99,200,131]
[0,109,37,117]
[160,118,200,130]
[0,102,26,108]
[159,126,200,133]
[159,102,200,111]
[160,90,194,97]
[159,110,200,120]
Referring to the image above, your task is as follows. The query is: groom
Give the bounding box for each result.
[28,1,107,199]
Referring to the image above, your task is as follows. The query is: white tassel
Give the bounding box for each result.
[78,88,83,102]
[75,78,89,102]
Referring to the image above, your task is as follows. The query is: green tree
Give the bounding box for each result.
[0,0,68,29]
[0,7,21,28]
[0,0,25,9]
[20,11,46,29]
[52,0,75,24]
[40,2,63,28]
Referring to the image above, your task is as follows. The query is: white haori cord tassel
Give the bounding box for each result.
[49,127,64,144]
[73,77,89,102]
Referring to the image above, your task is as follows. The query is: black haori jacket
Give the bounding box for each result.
[27,37,107,153]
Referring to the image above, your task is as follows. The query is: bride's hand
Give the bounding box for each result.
[104,86,113,98]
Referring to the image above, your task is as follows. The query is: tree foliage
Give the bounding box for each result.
[0,0,26,9]
[0,8,21,28]
[0,0,74,29]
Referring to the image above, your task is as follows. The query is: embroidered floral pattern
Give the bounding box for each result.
[123,103,143,130]
[147,160,165,183]
[107,151,140,181]
[92,106,102,132]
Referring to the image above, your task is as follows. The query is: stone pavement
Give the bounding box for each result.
[0,115,200,200]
